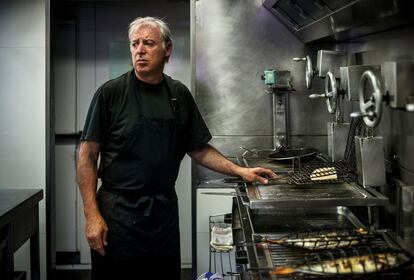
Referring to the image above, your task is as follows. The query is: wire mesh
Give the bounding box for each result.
[342,117,371,173]
[260,228,382,251]
[288,159,356,185]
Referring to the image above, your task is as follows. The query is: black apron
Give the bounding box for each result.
[95,74,186,262]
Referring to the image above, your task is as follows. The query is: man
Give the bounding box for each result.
[77,16,276,279]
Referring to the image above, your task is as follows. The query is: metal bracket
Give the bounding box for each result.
[293,55,314,89]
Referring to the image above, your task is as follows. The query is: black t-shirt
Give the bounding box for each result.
[80,70,212,171]
[135,76,173,119]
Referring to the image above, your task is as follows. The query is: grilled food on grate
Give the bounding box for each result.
[270,247,413,276]
[310,167,337,181]
[258,228,381,250]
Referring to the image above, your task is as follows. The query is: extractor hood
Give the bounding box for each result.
[263,0,414,43]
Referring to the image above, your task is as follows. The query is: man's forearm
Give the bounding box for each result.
[189,144,242,176]
[76,142,100,218]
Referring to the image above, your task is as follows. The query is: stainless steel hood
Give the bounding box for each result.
[263,0,414,43]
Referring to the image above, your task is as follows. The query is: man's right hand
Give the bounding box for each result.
[85,213,108,256]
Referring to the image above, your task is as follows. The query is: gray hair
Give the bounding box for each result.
[128,17,173,47]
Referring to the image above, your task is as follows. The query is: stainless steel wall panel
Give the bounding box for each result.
[195,0,306,136]
[381,107,414,176]
[196,93,273,136]
[290,135,328,154]
[209,136,274,158]
[288,87,333,135]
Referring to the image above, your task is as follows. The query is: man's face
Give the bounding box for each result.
[130,24,172,80]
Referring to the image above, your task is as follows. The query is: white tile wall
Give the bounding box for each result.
[0,48,45,162]
[0,0,45,48]
[0,0,46,279]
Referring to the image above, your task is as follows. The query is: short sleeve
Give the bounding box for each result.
[80,88,107,145]
[183,89,212,152]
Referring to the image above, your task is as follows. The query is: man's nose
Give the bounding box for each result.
[136,43,145,53]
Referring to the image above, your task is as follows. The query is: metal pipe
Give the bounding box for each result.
[285,92,290,148]
[272,93,278,150]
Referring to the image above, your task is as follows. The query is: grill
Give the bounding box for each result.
[234,196,414,280]
[262,244,414,279]
[248,229,414,279]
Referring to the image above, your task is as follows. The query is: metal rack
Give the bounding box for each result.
[209,213,238,279]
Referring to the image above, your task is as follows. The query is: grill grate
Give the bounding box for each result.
[257,232,414,279]
[288,160,356,185]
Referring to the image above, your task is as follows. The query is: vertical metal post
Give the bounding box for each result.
[285,92,290,148]
[272,92,289,150]
[272,93,278,150]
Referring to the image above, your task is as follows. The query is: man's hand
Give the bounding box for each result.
[85,213,108,256]
[237,167,278,184]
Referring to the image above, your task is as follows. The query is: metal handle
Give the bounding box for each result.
[292,57,307,61]
[353,70,383,128]
[309,93,326,99]
[350,110,375,118]
[350,111,363,118]
[293,55,313,89]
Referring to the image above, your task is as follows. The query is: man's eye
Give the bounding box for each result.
[145,41,155,47]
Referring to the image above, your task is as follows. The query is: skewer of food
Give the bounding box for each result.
[257,228,380,250]
[310,167,337,181]
[271,247,413,276]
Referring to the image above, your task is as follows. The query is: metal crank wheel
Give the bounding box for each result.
[351,70,383,128]
[324,71,337,114]
[293,55,314,89]
[309,70,337,114]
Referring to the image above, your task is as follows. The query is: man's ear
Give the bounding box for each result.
[165,42,173,59]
